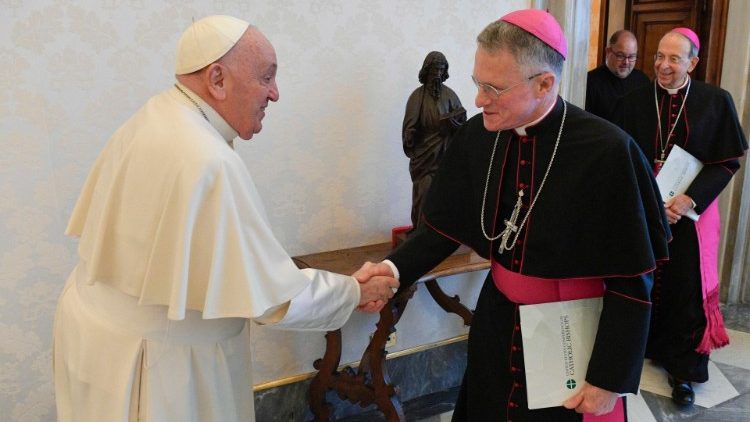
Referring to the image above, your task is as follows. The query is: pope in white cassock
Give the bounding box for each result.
[53,15,398,422]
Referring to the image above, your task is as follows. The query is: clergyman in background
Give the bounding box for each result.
[612,27,747,406]
[586,29,649,120]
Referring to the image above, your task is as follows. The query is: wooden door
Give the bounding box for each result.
[625,0,728,85]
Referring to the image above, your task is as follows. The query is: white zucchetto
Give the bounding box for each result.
[175,15,250,75]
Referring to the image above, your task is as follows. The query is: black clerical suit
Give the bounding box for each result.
[586,64,649,121]
[388,98,670,421]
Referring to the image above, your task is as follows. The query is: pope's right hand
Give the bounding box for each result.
[357,276,399,313]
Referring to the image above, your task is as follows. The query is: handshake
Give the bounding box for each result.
[352,261,400,313]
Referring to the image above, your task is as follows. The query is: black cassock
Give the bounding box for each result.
[585,65,650,121]
[388,98,670,421]
[613,80,747,382]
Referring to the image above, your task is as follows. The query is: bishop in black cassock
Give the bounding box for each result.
[613,28,747,406]
[383,10,670,421]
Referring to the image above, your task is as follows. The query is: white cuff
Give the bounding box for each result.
[382,259,400,280]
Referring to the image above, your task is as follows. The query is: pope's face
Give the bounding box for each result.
[472,47,540,132]
[229,30,280,140]
[654,33,698,89]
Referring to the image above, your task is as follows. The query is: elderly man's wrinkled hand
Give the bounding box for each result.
[664,194,694,224]
[352,261,394,283]
[357,276,399,313]
[357,299,385,313]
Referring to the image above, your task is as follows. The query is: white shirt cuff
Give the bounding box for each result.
[382,259,400,280]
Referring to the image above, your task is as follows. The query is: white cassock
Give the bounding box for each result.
[53,84,360,422]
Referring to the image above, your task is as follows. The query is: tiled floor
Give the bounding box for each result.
[414,304,750,422]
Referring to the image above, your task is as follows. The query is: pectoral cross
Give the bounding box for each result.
[499,219,518,254]
[498,190,524,254]
[654,151,666,172]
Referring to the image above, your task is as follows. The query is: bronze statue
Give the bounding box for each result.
[403,51,466,230]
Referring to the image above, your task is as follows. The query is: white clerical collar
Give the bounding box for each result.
[658,75,690,95]
[513,99,557,136]
[172,83,239,144]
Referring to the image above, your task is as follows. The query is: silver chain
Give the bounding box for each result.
[480,101,567,254]
[174,84,209,122]
[653,77,690,164]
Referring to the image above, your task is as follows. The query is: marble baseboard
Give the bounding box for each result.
[256,305,750,422]
[253,340,467,421]
[254,378,313,422]
[339,388,460,422]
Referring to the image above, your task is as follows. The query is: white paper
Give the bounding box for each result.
[519,297,603,409]
[655,145,703,221]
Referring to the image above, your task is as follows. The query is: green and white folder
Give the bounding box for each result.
[655,144,703,221]
[519,297,603,409]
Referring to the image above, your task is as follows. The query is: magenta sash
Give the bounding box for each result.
[694,199,730,353]
[491,261,604,304]
[491,262,624,421]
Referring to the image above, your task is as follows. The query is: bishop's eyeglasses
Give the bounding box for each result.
[612,52,638,62]
[471,72,543,99]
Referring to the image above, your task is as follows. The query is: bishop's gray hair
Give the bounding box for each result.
[682,37,699,59]
[477,20,564,78]
[688,43,699,58]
